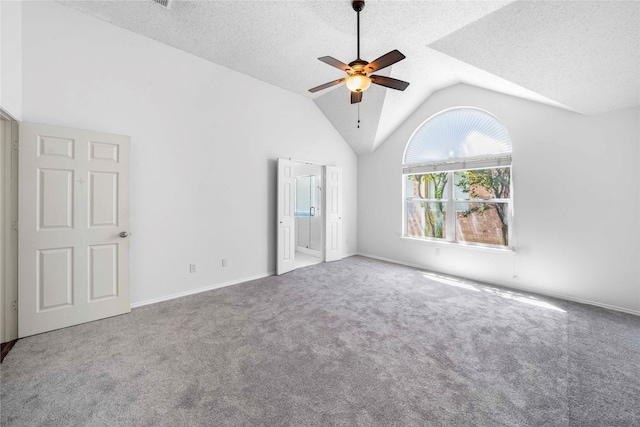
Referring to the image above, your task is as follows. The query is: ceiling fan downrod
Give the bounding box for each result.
[349,1,368,71]
[353,0,365,60]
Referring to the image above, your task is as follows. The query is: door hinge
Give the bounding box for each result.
[12,300,17,311]
[12,141,18,151]
[11,220,17,231]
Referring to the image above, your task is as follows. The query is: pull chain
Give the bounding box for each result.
[357,103,360,128]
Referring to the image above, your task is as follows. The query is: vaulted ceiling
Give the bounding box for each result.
[58,0,640,154]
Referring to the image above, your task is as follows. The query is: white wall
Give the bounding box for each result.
[358,84,640,314]
[21,1,357,305]
[0,0,22,119]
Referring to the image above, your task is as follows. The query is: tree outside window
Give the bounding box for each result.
[406,168,510,247]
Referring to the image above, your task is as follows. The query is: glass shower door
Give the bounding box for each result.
[295,175,321,252]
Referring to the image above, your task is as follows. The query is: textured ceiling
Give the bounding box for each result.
[429,0,640,116]
[58,0,640,154]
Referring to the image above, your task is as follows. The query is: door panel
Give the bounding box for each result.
[19,122,130,337]
[38,168,74,229]
[277,158,296,275]
[324,166,342,262]
[88,243,118,301]
[38,135,74,158]
[89,141,118,162]
[37,247,74,311]
[89,171,118,227]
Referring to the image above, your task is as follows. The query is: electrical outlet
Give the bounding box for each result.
[222,258,228,267]
[190,264,197,273]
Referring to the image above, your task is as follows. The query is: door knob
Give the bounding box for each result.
[119,231,129,238]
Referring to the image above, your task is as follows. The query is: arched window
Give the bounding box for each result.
[403,107,512,247]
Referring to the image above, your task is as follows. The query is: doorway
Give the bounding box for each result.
[294,164,323,269]
[1,110,18,347]
[277,158,342,275]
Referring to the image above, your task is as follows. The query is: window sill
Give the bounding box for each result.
[400,236,516,253]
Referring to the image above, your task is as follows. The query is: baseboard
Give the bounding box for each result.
[356,252,640,317]
[130,254,359,310]
[130,271,276,309]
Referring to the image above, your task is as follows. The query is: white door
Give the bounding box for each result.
[18,123,130,337]
[277,158,296,275]
[325,166,342,262]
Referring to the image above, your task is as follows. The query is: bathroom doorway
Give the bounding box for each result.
[277,158,342,275]
[294,164,323,269]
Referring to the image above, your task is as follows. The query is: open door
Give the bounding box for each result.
[277,158,296,275]
[324,166,343,262]
[18,123,131,337]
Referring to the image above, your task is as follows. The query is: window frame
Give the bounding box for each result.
[401,107,514,250]
[403,166,513,249]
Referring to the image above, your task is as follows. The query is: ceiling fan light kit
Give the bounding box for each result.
[308,0,410,105]
[346,74,371,92]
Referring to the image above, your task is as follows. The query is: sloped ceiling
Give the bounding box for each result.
[57,0,640,154]
[429,1,640,116]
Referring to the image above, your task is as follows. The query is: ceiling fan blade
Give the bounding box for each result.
[318,56,353,73]
[308,78,346,93]
[351,91,363,104]
[366,49,406,73]
[370,75,410,91]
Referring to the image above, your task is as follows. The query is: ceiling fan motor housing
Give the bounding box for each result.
[348,59,369,71]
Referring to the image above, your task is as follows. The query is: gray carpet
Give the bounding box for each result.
[1,256,639,426]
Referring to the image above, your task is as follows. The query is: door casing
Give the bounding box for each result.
[277,158,342,275]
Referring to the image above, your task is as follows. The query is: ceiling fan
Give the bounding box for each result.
[308,0,409,104]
